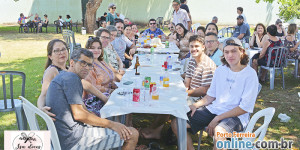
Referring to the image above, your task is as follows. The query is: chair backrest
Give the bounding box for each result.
[218,26,235,38]
[20,96,61,150]
[157,17,163,28]
[0,71,25,111]
[266,46,287,68]
[242,107,275,143]
[191,23,201,34]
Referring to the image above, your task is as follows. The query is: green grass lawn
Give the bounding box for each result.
[0,25,299,150]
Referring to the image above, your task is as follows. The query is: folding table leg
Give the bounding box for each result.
[176,118,187,150]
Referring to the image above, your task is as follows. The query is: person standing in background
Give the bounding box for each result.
[172,0,191,31]
[106,3,118,26]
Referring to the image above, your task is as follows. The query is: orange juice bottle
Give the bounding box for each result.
[151,83,159,100]
[163,75,169,87]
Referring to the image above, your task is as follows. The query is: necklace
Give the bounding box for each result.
[226,69,239,90]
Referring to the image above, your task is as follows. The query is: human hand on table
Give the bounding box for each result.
[206,116,220,137]
[111,121,132,140]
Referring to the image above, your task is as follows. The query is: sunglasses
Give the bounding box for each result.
[112,7,116,9]
[150,23,156,25]
[168,27,174,30]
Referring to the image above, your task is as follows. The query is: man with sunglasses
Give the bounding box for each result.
[142,18,166,38]
[172,0,191,31]
[46,49,138,150]
[106,3,118,26]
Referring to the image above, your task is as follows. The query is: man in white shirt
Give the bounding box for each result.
[171,37,259,150]
[172,0,191,30]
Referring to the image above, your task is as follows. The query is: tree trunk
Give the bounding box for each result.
[85,0,102,34]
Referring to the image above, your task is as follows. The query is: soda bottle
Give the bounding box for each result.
[165,41,169,48]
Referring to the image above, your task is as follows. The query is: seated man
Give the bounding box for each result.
[233,15,250,42]
[18,13,33,32]
[205,32,223,66]
[171,37,259,150]
[112,19,136,68]
[46,49,138,150]
[185,35,216,105]
[142,18,166,38]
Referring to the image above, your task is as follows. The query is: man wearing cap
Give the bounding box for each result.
[172,0,191,30]
[233,15,250,41]
[171,37,258,150]
[106,3,118,25]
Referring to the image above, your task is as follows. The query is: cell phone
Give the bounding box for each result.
[123,81,133,85]
[173,68,181,71]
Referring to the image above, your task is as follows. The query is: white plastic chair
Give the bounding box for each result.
[240,107,275,150]
[197,84,262,150]
[191,23,201,34]
[20,96,61,150]
[260,46,288,90]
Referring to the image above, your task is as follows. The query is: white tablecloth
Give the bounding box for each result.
[100,54,190,120]
[137,42,180,54]
[247,48,262,59]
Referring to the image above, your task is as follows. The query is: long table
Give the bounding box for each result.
[100,54,190,150]
[137,42,180,54]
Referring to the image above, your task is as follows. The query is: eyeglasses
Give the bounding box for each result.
[112,7,116,9]
[172,4,179,6]
[205,40,217,44]
[73,59,94,70]
[53,48,67,54]
[100,36,111,40]
[168,27,174,30]
[150,23,156,25]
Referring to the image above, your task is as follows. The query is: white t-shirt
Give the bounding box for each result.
[206,65,258,128]
[173,8,191,30]
[241,13,248,24]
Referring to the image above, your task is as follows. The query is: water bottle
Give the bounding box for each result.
[167,56,172,70]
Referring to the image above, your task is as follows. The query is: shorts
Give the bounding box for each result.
[252,53,267,66]
[71,126,124,150]
[187,106,243,134]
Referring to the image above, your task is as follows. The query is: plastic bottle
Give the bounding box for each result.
[165,41,169,48]
[167,55,172,70]
[163,72,169,87]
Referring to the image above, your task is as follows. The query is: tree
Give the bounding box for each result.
[256,0,300,21]
[85,0,103,34]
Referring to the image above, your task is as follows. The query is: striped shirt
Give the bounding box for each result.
[186,55,216,90]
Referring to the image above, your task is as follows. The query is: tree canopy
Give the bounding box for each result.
[256,0,300,21]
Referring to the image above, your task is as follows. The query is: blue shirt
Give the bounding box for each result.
[209,49,223,66]
[142,28,164,37]
[233,23,250,40]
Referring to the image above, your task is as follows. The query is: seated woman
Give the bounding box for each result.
[131,24,140,37]
[205,23,218,35]
[252,24,283,82]
[275,19,286,38]
[104,25,125,73]
[37,39,107,118]
[65,14,72,30]
[38,14,49,32]
[197,26,206,38]
[84,37,118,116]
[175,23,193,61]
[124,25,134,62]
[249,23,268,48]
[285,23,300,75]
[171,37,258,150]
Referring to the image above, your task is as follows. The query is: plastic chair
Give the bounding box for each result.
[20,96,61,150]
[191,23,201,34]
[197,84,262,150]
[54,20,63,34]
[240,107,275,150]
[0,71,27,130]
[286,58,299,78]
[62,30,81,56]
[260,46,288,90]
[157,17,163,29]
[218,27,235,38]
[162,19,171,31]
